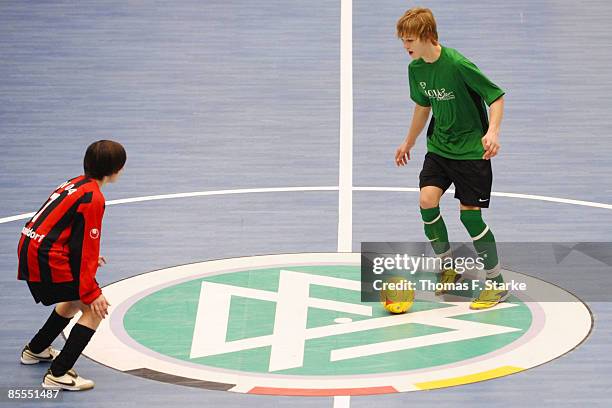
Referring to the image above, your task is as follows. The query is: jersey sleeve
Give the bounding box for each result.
[457,58,505,106]
[408,67,431,107]
[76,192,105,304]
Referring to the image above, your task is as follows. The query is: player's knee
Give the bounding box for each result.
[78,302,101,321]
[77,301,89,314]
[79,306,103,325]
[419,195,439,209]
[90,313,103,325]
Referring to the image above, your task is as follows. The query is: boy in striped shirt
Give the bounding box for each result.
[18,140,126,391]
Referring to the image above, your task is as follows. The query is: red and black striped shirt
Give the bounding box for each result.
[17,175,105,304]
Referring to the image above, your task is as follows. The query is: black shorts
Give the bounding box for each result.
[27,281,80,306]
[419,152,493,208]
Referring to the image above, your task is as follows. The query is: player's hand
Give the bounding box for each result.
[98,256,107,267]
[90,294,110,320]
[481,132,500,160]
[395,141,414,166]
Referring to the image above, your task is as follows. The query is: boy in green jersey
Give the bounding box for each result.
[394,7,507,309]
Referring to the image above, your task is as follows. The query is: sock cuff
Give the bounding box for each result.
[460,209,487,238]
[420,206,441,223]
[485,263,502,279]
[52,309,72,324]
[459,209,483,221]
[71,323,96,338]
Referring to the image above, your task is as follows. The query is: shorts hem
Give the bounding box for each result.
[419,180,451,191]
[456,197,491,208]
[27,282,80,306]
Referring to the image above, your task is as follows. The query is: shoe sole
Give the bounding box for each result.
[21,357,40,365]
[21,356,53,365]
[21,353,54,365]
[42,381,94,391]
[469,292,510,310]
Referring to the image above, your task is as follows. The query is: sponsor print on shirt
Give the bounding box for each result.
[420,82,455,101]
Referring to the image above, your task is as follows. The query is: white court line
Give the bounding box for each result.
[353,187,612,210]
[337,0,353,253]
[110,186,339,205]
[0,212,36,224]
[0,187,339,224]
[335,0,352,404]
[3,186,612,225]
[334,396,351,408]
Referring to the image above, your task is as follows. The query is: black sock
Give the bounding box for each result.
[28,309,72,354]
[50,323,96,377]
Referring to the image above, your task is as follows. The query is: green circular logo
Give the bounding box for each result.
[69,253,591,396]
[124,265,532,375]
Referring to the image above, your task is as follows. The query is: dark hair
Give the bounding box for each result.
[83,140,126,180]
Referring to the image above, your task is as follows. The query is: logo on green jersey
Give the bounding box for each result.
[420,81,455,101]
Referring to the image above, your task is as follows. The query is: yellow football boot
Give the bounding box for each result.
[435,268,461,296]
[470,288,509,310]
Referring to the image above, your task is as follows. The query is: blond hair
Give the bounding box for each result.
[396,7,439,44]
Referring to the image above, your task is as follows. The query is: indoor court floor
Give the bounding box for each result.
[1,1,612,407]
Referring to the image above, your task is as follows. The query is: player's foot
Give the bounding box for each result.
[435,268,461,295]
[470,289,509,310]
[42,368,95,391]
[20,344,59,365]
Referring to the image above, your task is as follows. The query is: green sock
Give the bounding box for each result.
[420,207,451,258]
[460,210,503,284]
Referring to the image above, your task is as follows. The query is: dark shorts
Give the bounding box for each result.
[27,281,80,306]
[419,152,493,208]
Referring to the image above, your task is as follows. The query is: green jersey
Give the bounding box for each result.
[408,46,505,160]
